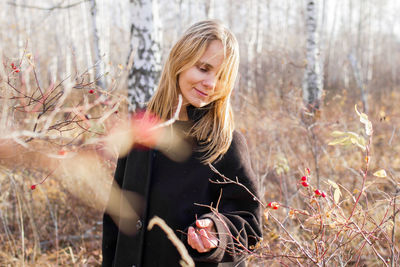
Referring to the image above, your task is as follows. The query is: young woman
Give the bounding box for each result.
[102,20,262,267]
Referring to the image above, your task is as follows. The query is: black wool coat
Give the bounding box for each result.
[102,109,262,267]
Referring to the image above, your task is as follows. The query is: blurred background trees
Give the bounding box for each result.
[2,0,399,111]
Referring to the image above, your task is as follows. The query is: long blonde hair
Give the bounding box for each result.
[147,20,239,164]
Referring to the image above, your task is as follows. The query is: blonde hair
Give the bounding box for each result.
[147,20,239,164]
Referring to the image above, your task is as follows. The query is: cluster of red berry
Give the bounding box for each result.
[300,168,326,198]
[11,62,20,73]
[266,168,327,210]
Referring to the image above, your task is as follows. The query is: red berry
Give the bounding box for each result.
[31,184,36,190]
[301,181,309,187]
[267,202,279,210]
[301,176,307,182]
[11,63,15,69]
[315,189,322,196]
[15,69,20,73]
[321,192,326,198]
[88,89,94,94]
[58,149,67,156]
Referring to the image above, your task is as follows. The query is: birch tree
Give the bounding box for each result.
[89,0,106,89]
[302,0,323,113]
[128,0,162,111]
[204,0,214,18]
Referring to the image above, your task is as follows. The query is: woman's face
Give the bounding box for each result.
[178,40,224,109]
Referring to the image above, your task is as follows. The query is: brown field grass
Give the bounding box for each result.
[1,56,399,266]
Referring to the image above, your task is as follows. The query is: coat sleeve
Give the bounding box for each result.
[186,131,263,263]
[101,156,127,267]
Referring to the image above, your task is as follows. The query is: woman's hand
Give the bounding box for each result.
[187,219,219,253]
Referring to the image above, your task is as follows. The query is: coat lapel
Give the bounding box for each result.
[114,148,153,266]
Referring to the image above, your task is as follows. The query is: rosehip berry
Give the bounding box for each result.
[15,69,20,73]
[31,184,36,190]
[315,189,322,196]
[301,176,307,182]
[301,181,309,187]
[321,192,326,198]
[11,63,16,69]
[267,202,279,210]
[88,89,94,94]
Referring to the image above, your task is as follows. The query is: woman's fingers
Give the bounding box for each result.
[199,229,218,249]
[188,226,206,252]
[187,225,218,253]
[196,218,213,229]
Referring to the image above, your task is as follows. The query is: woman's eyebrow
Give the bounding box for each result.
[198,61,214,69]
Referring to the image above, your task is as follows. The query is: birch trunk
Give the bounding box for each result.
[246,0,257,96]
[349,53,368,114]
[89,0,106,89]
[204,0,214,18]
[255,1,264,102]
[81,0,94,82]
[302,0,323,113]
[128,0,162,111]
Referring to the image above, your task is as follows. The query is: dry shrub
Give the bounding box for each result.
[235,88,400,266]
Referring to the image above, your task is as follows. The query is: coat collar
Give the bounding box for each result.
[186,103,213,123]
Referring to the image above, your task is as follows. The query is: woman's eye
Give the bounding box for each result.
[198,66,208,72]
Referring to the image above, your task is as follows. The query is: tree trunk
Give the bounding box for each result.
[81,0,94,82]
[302,0,323,113]
[204,0,214,18]
[348,53,368,113]
[128,0,162,111]
[246,0,257,96]
[89,0,106,89]
[254,0,264,103]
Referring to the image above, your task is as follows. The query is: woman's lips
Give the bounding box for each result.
[194,88,208,97]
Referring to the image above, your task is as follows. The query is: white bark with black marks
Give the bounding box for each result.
[303,0,323,112]
[128,0,162,111]
[90,0,106,89]
[81,1,94,82]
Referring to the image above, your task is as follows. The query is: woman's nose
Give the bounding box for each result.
[202,76,216,89]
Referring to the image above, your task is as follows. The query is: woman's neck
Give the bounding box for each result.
[178,104,189,121]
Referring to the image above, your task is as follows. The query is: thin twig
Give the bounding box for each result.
[208,164,265,208]
[148,216,194,267]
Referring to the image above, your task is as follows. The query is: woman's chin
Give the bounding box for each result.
[188,99,210,108]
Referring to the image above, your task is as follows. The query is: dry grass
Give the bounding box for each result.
[1,52,400,266]
[236,89,400,266]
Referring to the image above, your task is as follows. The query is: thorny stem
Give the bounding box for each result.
[208,163,265,208]
[321,133,373,262]
[391,187,399,267]
[269,213,318,265]
[308,124,321,188]
[193,202,254,257]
